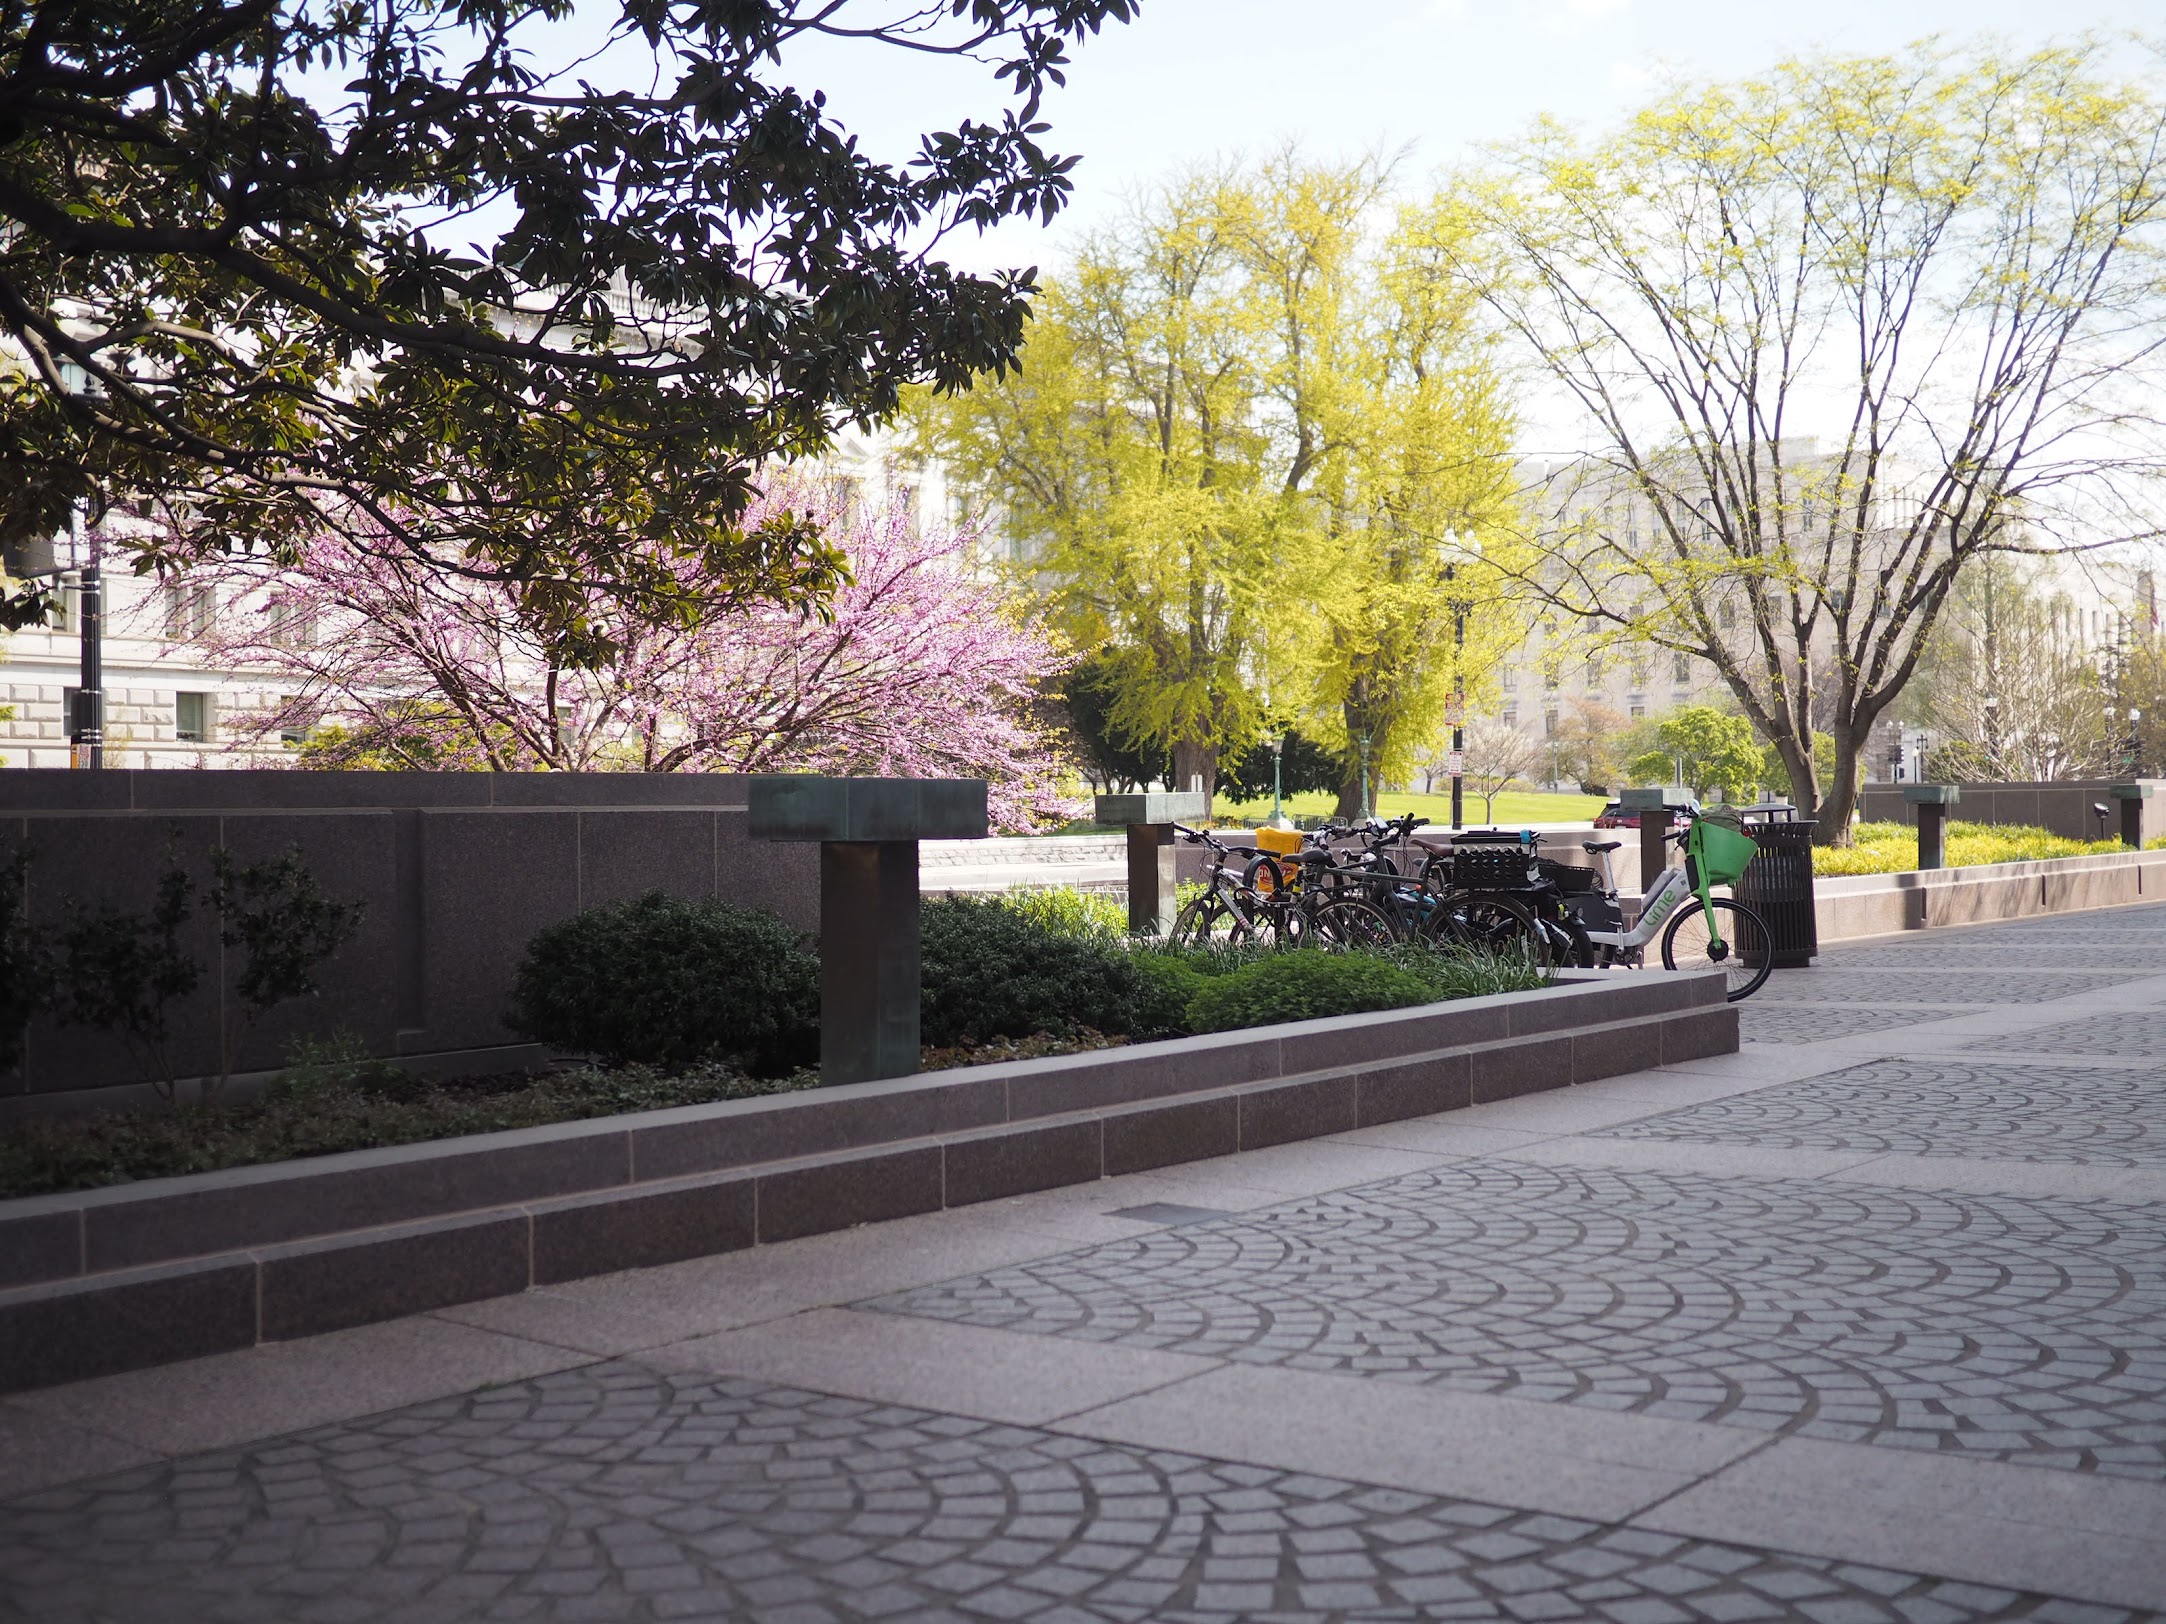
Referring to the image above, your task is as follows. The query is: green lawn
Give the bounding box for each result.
[1210,788,1607,828]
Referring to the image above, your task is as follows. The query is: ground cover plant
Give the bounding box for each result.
[0,1040,815,1199]
[1814,821,2127,877]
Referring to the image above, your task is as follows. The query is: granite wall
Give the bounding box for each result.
[1857,779,2165,843]
[0,772,819,1103]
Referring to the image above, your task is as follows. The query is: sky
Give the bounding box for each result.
[767,0,2164,277]
[471,0,2165,479]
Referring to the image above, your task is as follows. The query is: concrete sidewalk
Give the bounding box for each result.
[4,907,2165,1620]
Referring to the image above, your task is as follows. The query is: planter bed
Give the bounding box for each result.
[0,971,1733,1395]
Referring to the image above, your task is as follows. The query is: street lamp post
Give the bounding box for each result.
[2127,708,2144,776]
[1264,733,1292,831]
[1447,562,1466,831]
[48,359,106,769]
[1357,731,1374,822]
[69,507,103,769]
[1981,694,2000,776]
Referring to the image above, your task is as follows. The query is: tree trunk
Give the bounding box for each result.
[1171,737,1217,807]
[1336,693,1380,820]
[1814,726,1868,847]
[1333,771,1362,821]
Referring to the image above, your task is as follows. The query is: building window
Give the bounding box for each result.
[1718,599,1736,628]
[268,598,317,650]
[164,582,216,641]
[176,691,213,743]
[1673,654,1692,683]
[1499,667,1517,692]
[1503,706,1519,729]
[1629,704,1646,719]
[62,686,80,740]
[1630,659,1651,689]
[1544,708,1559,737]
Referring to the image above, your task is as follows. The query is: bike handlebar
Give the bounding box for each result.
[1175,823,1261,858]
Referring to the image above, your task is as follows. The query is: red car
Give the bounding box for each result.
[1592,800,1699,829]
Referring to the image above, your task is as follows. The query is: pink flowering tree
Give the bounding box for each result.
[190,486,1079,831]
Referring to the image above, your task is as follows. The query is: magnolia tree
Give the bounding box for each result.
[188,490,1077,832]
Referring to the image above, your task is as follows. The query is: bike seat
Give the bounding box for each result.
[1583,839,1623,854]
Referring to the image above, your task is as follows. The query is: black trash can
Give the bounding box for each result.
[1734,809,1818,968]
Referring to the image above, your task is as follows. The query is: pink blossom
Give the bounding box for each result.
[187,485,1080,832]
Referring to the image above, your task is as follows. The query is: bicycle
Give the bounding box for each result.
[1168,825,1271,945]
[1570,815,1773,1002]
[1418,831,1564,964]
[1241,814,1432,947]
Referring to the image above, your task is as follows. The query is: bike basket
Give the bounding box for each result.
[1687,818,1759,886]
[1536,857,1599,895]
[1453,845,1540,889]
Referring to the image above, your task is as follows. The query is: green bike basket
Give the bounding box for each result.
[1688,817,1759,886]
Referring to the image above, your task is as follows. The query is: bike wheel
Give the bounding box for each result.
[1661,896,1773,1002]
[1310,897,1400,950]
[1172,889,1262,947]
[1431,892,1550,965]
[1541,913,1595,969]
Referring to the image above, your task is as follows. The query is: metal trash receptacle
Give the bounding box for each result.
[1733,802,1817,968]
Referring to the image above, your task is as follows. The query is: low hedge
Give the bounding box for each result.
[1184,951,1441,1032]
[507,887,1553,1069]
[1136,939,1551,1035]
[1815,820,2127,877]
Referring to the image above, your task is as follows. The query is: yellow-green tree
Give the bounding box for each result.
[913,170,1315,796]
[916,153,1527,809]
[1445,43,2166,842]
[1269,171,1524,814]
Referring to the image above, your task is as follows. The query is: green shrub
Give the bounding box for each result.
[921,894,1163,1046]
[49,841,203,1098]
[508,891,818,1075]
[1185,949,1439,1033]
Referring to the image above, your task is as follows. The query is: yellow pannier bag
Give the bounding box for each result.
[1252,825,1304,893]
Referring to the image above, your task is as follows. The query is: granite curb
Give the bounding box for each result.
[0,973,1733,1393]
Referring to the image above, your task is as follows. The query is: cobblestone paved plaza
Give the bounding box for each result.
[5,903,2166,1620]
